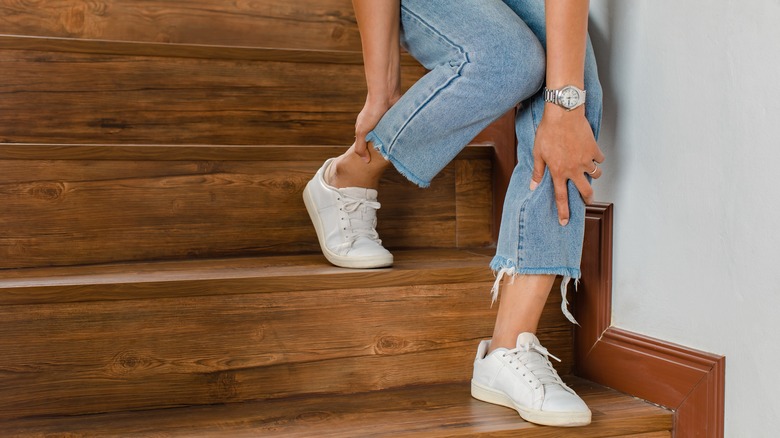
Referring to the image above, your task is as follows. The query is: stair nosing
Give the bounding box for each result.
[0,249,495,305]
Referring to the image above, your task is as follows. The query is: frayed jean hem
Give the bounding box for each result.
[489,256,581,326]
[367,131,431,189]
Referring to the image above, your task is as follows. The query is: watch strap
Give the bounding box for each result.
[543,87,559,105]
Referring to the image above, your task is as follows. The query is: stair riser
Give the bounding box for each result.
[0,281,572,420]
[0,0,361,52]
[0,149,492,269]
[0,48,426,145]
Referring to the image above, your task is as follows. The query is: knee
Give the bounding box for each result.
[463,30,546,107]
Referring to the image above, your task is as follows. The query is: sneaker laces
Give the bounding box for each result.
[503,340,570,392]
[335,192,382,251]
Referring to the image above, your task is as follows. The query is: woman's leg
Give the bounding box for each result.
[469,0,604,428]
[487,0,604,347]
[305,0,546,269]
[490,274,556,349]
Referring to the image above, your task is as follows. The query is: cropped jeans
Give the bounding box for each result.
[366,0,603,321]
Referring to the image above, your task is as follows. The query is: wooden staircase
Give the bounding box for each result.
[0,1,671,436]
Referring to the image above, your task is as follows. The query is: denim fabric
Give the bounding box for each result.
[367,0,603,283]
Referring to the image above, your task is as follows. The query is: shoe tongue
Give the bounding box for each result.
[515,332,540,349]
[339,187,378,201]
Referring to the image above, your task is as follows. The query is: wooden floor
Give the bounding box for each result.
[0,377,671,438]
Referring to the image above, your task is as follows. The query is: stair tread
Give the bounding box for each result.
[0,377,672,437]
[0,249,495,304]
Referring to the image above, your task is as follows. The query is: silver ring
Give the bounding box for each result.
[588,164,599,175]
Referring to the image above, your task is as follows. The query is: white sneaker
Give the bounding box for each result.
[471,332,591,427]
[303,158,393,269]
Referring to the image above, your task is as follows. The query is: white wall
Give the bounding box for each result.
[589,1,780,436]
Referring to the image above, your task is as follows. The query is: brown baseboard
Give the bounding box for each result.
[576,203,725,438]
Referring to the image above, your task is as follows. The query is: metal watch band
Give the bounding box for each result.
[543,87,559,105]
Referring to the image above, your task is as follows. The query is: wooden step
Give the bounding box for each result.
[0,35,424,145]
[0,249,575,420]
[0,0,362,52]
[0,144,493,269]
[0,378,673,437]
[0,45,366,144]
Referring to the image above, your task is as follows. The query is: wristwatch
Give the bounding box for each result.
[543,85,586,111]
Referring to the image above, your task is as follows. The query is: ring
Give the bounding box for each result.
[588,164,599,175]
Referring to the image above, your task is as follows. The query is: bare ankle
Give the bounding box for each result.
[327,145,388,189]
[488,332,532,354]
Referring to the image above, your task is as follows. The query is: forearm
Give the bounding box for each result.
[534,0,603,223]
[544,0,589,109]
[352,0,401,105]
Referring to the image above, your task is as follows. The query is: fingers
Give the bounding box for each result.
[572,174,595,205]
[589,145,606,179]
[552,177,570,226]
[587,160,603,179]
[353,133,371,164]
[530,152,545,191]
[593,147,606,165]
[555,175,595,226]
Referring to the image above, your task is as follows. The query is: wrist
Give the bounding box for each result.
[365,72,401,103]
[543,102,585,120]
[365,90,397,109]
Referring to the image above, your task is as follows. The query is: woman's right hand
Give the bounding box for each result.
[354,92,400,163]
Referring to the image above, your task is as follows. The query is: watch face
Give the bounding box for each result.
[559,86,581,109]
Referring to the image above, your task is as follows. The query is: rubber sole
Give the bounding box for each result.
[471,380,591,427]
[302,182,393,269]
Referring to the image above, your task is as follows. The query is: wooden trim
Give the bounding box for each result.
[576,203,725,438]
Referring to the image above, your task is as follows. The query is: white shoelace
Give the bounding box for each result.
[503,341,569,392]
[335,193,382,251]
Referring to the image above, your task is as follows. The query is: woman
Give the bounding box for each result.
[303,0,604,427]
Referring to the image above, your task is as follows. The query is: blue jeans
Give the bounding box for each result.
[367,0,603,315]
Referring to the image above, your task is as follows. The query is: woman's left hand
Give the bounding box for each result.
[530,106,605,226]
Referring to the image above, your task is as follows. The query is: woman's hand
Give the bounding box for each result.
[351,0,402,163]
[530,105,605,226]
[354,91,401,163]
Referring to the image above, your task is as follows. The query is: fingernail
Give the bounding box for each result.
[560,219,569,226]
[529,180,539,191]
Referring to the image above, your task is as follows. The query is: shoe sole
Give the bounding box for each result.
[471,380,591,427]
[303,181,393,269]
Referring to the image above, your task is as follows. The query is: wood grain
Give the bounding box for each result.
[0,267,573,419]
[0,378,672,437]
[0,48,425,145]
[456,158,494,247]
[0,0,363,51]
[0,144,493,162]
[0,147,492,268]
[0,249,494,305]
